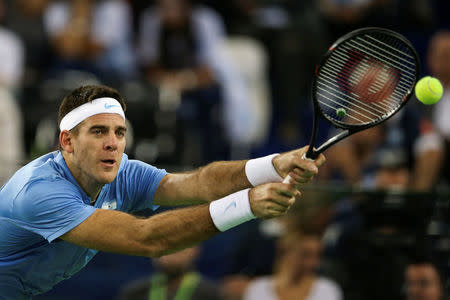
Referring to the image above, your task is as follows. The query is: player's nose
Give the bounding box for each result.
[104,131,118,151]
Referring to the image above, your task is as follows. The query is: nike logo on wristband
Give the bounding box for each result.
[224,201,237,212]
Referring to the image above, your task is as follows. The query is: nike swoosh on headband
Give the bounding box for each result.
[104,103,120,109]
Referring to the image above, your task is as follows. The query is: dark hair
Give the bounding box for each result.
[57,85,127,128]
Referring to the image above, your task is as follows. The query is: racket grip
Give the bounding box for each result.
[301,153,316,162]
[282,153,315,184]
[282,175,291,184]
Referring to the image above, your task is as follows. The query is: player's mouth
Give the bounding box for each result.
[100,159,116,167]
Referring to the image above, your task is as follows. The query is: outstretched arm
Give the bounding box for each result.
[154,146,326,206]
[61,183,298,257]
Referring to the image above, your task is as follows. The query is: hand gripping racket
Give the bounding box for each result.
[283,27,420,183]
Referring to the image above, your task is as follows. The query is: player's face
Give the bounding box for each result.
[68,113,126,186]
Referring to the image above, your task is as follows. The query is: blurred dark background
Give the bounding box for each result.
[1,0,450,299]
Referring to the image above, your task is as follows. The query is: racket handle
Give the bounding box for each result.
[282,175,291,184]
[301,152,316,162]
[282,153,316,183]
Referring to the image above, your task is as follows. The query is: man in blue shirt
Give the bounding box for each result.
[0,85,325,299]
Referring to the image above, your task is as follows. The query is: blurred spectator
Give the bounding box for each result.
[318,0,396,42]
[322,146,435,300]
[0,1,25,89]
[404,259,444,300]
[117,246,223,300]
[243,228,342,300]
[216,36,271,159]
[138,0,226,165]
[4,0,52,158]
[220,220,280,300]
[138,0,258,164]
[0,0,25,184]
[323,147,410,256]
[0,88,24,185]
[43,0,136,83]
[319,105,444,191]
[428,30,450,186]
[221,192,335,300]
[5,0,51,89]
[373,147,410,189]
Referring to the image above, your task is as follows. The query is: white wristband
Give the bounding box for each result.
[209,189,256,232]
[245,154,283,186]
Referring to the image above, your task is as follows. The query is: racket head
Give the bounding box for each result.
[307,27,420,158]
[313,27,420,130]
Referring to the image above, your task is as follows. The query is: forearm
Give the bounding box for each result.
[155,160,251,205]
[62,205,218,257]
[155,148,323,206]
[194,160,250,199]
[140,204,218,256]
[62,182,301,257]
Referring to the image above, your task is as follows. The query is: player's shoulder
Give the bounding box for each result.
[27,151,74,178]
[2,152,80,204]
[117,154,161,175]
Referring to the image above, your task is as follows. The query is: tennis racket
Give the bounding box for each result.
[284,27,420,183]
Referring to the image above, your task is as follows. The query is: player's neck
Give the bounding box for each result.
[62,152,104,200]
[72,172,103,202]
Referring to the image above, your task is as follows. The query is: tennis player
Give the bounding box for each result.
[0,85,325,299]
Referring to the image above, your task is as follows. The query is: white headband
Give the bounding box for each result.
[59,97,125,131]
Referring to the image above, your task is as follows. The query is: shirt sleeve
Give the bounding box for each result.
[12,179,97,243]
[119,160,167,212]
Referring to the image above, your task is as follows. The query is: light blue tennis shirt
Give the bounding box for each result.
[0,151,167,299]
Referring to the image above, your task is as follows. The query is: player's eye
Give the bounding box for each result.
[91,128,103,135]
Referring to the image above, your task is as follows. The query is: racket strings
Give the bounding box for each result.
[319,58,399,122]
[324,55,398,110]
[316,32,417,126]
[346,39,416,79]
[343,48,411,94]
[326,53,402,112]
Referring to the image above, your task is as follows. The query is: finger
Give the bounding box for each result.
[267,205,291,218]
[315,153,326,168]
[270,188,299,209]
[289,168,315,185]
[287,171,312,185]
[270,193,293,208]
[288,191,301,206]
[274,183,298,198]
[266,201,290,213]
[273,182,297,194]
[296,160,318,177]
[265,210,287,219]
[303,164,319,176]
[292,167,316,179]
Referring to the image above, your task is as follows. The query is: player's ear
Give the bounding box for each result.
[60,130,74,153]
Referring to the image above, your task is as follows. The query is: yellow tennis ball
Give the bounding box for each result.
[415,76,444,105]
